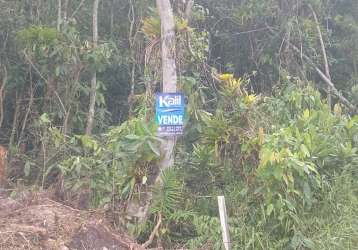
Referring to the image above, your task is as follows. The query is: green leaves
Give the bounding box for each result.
[51,117,161,208]
[242,86,356,245]
[151,169,183,216]
[39,113,51,124]
[16,26,59,48]
[83,43,114,72]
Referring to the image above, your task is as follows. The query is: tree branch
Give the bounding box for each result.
[309,4,332,109]
[267,26,357,113]
[289,44,356,112]
[70,0,86,19]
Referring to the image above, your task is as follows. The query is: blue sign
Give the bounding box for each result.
[156,93,185,136]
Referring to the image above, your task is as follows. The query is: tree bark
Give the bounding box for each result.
[85,0,100,135]
[156,0,177,180]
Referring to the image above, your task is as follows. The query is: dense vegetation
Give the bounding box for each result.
[0,0,357,249]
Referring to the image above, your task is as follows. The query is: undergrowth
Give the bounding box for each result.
[14,75,358,249]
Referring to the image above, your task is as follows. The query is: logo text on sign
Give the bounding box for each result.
[158,95,182,108]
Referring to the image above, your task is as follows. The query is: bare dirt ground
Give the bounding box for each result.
[0,189,144,250]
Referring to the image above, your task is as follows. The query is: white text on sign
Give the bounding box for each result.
[158,95,182,107]
[157,115,183,125]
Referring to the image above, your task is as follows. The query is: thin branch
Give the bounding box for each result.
[291,44,356,112]
[142,214,162,248]
[314,66,356,112]
[232,27,270,36]
[309,4,332,109]
[70,0,86,19]
[23,51,66,114]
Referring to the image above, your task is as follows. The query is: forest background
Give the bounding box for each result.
[0,0,357,249]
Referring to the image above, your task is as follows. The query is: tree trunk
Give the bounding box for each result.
[9,91,20,149]
[128,0,136,117]
[110,0,115,37]
[57,0,62,31]
[0,66,7,129]
[85,0,100,135]
[156,0,178,180]
[125,0,178,223]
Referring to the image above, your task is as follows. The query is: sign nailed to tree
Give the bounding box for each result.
[156,93,185,136]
